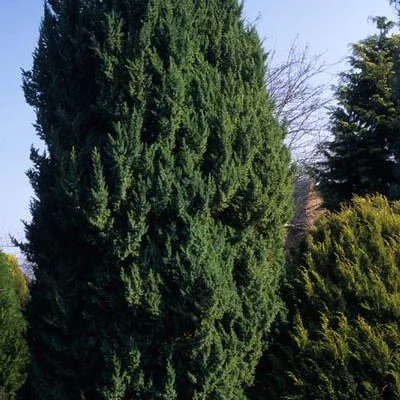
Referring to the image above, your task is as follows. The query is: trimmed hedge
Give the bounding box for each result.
[252,195,400,399]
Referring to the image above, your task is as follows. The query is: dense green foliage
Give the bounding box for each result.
[0,251,28,400]
[315,18,400,210]
[251,195,400,399]
[22,0,292,399]
[5,254,29,305]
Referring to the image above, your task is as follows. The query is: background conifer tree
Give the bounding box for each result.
[315,18,400,210]
[0,251,28,400]
[22,1,292,399]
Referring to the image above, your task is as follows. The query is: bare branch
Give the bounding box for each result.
[266,37,334,166]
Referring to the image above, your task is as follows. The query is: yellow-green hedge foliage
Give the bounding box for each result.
[252,196,400,399]
[0,251,28,399]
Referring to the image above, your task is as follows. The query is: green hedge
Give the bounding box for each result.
[0,251,28,399]
[252,195,400,399]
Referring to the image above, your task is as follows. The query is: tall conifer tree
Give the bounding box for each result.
[315,18,400,210]
[22,1,292,399]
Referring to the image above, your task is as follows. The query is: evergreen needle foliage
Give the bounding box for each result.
[0,252,28,400]
[252,195,400,400]
[316,18,400,210]
[22,1,292,399]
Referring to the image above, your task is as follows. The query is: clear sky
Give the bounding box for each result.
[0,0,398,252]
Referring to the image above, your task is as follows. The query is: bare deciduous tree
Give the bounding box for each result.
[265,38,335,233]
[266,38,332,166]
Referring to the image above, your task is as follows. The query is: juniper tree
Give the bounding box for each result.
[22,1,292,399]
[315,17,400,210]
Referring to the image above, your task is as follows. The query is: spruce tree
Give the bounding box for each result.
[0,251,28,400]
[22,1,292,399]
[315,17,400,210]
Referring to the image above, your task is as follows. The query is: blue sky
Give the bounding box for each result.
[0,0,398,251]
